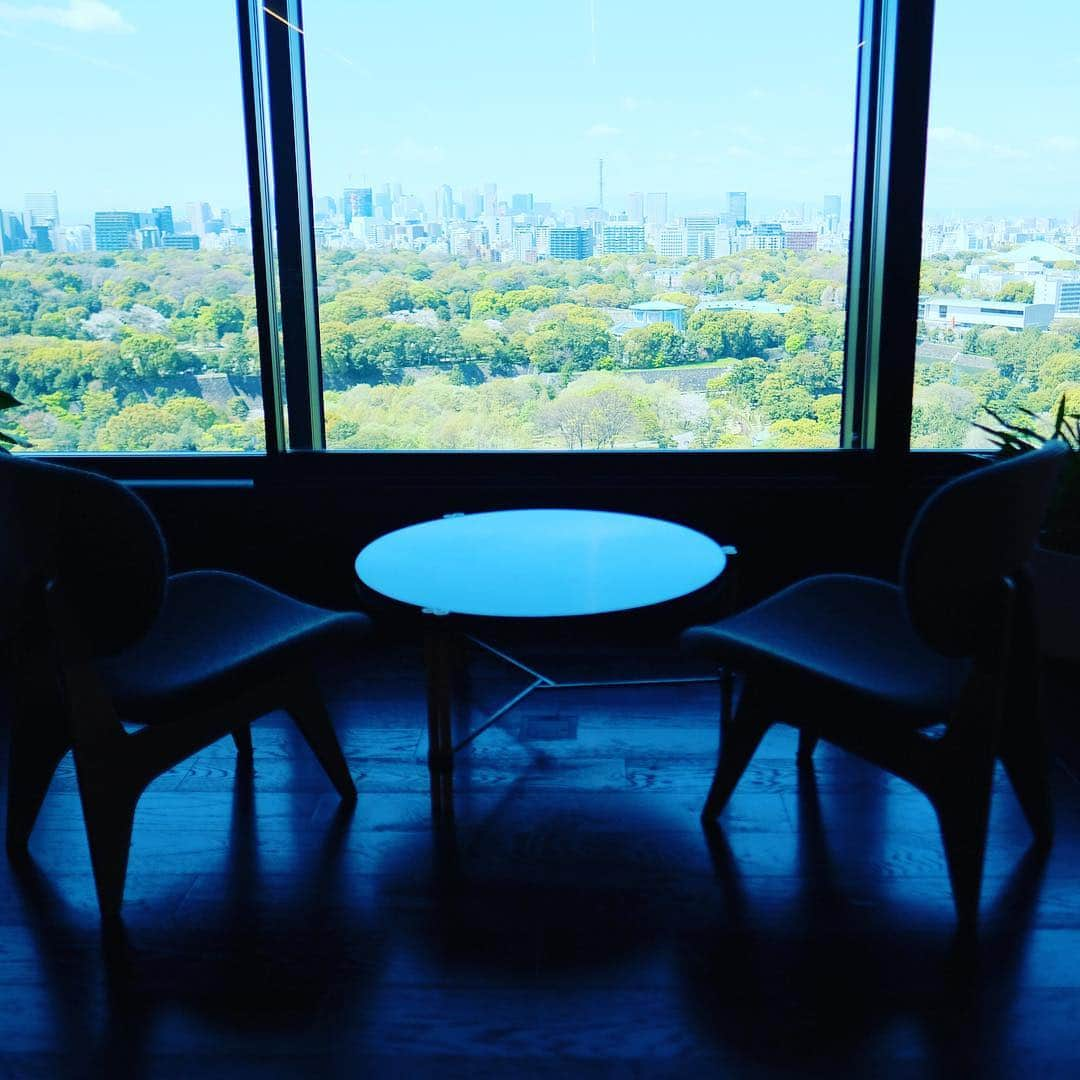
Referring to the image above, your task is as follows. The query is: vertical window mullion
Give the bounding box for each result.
[236,0,285,454]
[845,0,936,456]
[263,0,325,451]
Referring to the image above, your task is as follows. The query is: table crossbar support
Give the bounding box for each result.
[449,634,720,755]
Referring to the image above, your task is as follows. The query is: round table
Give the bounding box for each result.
[355,509,729,786]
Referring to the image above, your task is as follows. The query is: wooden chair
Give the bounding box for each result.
[2,456,369,918]
[682,441,1068,926]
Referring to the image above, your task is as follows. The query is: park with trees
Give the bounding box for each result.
[1,242,1078,452]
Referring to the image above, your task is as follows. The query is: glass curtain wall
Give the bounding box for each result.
[911,0,1080,449]
[0,0,265,453]
[302,1,861,451]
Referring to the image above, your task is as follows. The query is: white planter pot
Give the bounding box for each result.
[1031,544,1080,660]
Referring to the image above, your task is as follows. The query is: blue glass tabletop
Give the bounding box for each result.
[355,509,727,618]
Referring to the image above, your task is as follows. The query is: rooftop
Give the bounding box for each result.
[990,241,1077,265]
[630,300,687,312]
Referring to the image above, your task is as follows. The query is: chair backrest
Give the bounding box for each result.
[900,439,1068,657]
[0,455,167,658]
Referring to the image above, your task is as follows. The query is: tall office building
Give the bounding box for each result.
[824,194,842,231]
[746,222,784,252]
[645,192,668,226]
[152,206,175,235]
[314,195,337,219]
[374,186,392,220]
[601,223,646,255]
[0,210,27,253]
[342,187,373,225]
[684,215,723,258]
[24,191,59,228]
[435,184,454,221]
[627,192,644,223]
[187,201,212,235]
[483,183,498,215]
[94,211,139,251]
[545,226,594,260]
[462,188,483,219]
[727,191,748,227]
[511,193,535,213]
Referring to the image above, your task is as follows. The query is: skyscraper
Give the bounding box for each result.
[152,206,175,235]
[94,211,139,251]
[342,187,373,225]
[436,185,454,221]
[187,201,212,236]
[645,192,668,226]
[24,191,59,227]
[627,192,644,222]
[684,215,723,258]
[511,193,535,213]
[483,183,498,215]
[545,226,594,259]
[462,188,483,219]
[727,191,748,227]
[0,210,28,253]
[824,194,842,231]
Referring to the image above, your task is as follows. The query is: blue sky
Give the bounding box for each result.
[1,0,1078,225]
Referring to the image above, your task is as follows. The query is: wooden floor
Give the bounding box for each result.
[2,635,1080,1078]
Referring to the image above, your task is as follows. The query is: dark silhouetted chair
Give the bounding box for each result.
[683,441,1068,925]
[1,455,369,917]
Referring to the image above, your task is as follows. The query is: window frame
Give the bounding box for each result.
[33,0,945,482]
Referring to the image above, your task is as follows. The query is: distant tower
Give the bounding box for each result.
[598,158,605,211]
[727,191,748,227]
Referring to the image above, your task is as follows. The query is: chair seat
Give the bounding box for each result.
[100,571,371,723]
[683,574,971,720]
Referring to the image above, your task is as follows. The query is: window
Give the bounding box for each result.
[911,0,1080,449]
[303,1,860,451]
[0,1,264,453]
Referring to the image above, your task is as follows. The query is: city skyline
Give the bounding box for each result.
[1,1,1078,222]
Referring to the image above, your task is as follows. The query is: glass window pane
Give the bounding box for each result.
[912,0,1080,449]
[304,1,859,451]
[0,2,264,453]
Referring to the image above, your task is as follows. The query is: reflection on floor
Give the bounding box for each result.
[1,636,1079,1077]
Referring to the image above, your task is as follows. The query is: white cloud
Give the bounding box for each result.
[928,126,1028,160]
[584,123,622,138]
[726,144,754,159]
[0,0,133,32]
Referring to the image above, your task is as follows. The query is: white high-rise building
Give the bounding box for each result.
[645,192,668,226]
[24,191,59,227]
[627,192,644,223]
[655,225,687,258]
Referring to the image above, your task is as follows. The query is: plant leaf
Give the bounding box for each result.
[0,389,23,411]
[1053,394,1068,439]
[980,405,1047,443]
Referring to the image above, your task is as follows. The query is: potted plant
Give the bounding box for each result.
[0,388,27,455]
[974,394,1080,657]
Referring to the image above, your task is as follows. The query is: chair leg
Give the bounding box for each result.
[73,751,137,919]
[703,682,770,820]
[935,765,994,929]
[231,724,254,759]
[797,729,820,765]
[287,677,357,803]
[6,711,70,855]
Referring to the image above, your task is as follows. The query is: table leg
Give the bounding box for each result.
[424,626,457,773]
